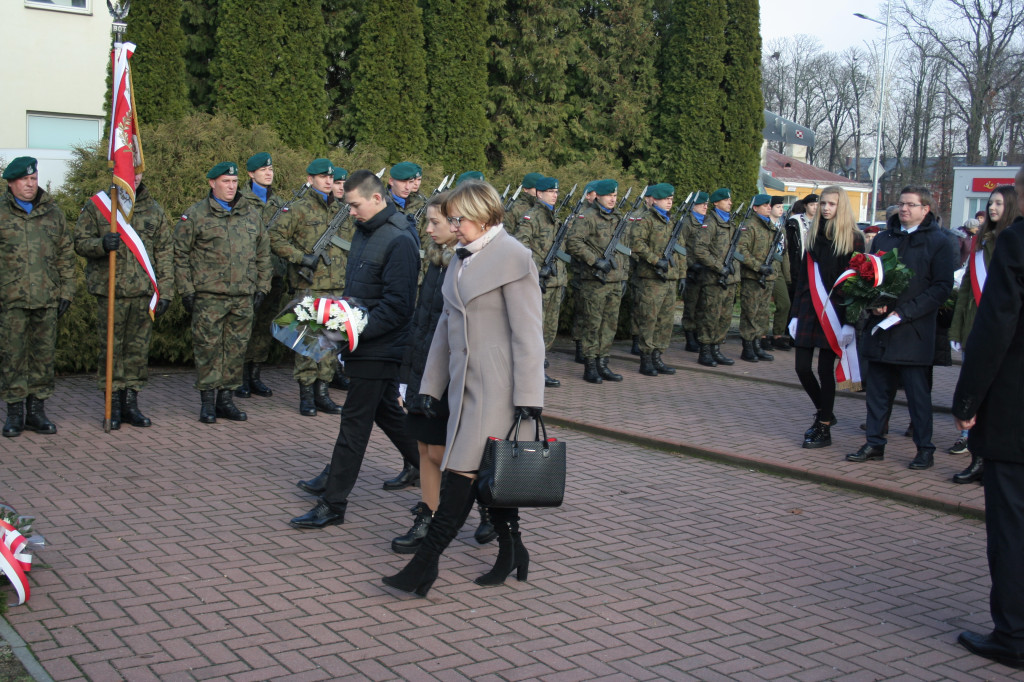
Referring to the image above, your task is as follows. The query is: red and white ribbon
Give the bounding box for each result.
[835,253,885,289]
[970,247,987,307]
[809,257,861,388]
[312,298,360,352]
[0,519,32,606]
[90,191,160,317]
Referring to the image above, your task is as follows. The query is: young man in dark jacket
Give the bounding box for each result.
[290,170,421,528]
[847,186,958,471]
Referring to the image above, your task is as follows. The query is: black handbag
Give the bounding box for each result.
[477,414,566,508]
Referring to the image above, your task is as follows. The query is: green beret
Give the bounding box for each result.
[522,172,545,189]
[306,158,334,176]
[207,162,238,179]
[390,162,422,181]
[334,167,348,181]
[694,191,710,204]
[592,179,617,196]
[535,176,559,192]
[246,152,271,172]
[752,193,771,207]
[2,156,38,181]
[457,171,485,185]
[584,181,598,194]
[647,183,675,200]
[709,188,731,203]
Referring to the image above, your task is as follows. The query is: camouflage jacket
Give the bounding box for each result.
[240,182,288,280]
[74,183,174,299]
[173,192,271,297]
[737,215,778,282]
[513,200,568,287]
[682,212,705,274]
[269,189,350,294]
[506,193,535,228]
[692,208,740,286]
[0,188,75,307]
[629,207,684,281]
[566,203,631,283]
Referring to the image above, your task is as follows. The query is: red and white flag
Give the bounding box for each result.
[0,519,33,606]
[108,41,145,221]
[90,191,160,316]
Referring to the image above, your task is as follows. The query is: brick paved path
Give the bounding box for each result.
[0,350,1015,681]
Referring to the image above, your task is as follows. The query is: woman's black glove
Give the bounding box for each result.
[421,395,439,419]
[515,406,543,420]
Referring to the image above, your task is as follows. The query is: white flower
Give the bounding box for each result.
[295,307,312,322]
[300,296,315,307]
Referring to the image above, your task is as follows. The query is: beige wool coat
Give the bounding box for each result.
[420,227,546,472]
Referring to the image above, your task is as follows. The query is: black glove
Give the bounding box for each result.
[677,279,687,297]
[253,291,266,311]
[421,395,439,419]
[515,406,543,420]
[655,258,671,273]
[102,232,122,253]
[57,299,71,318]
[594,258,614,273]
[182,294,196,314]
[153,299,171,318]
[538,264,553,281]
[759,264,774,277]
[300,253,319,271]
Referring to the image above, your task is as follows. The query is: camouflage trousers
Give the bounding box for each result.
[191,294,254,391]
[95,295,152,391]
[0,305,57,403]
[570,280,583,341]
[697,281,736,344]
[739,279,773,341]
[771,275,791,337]
[294,352,338,385]
[244,275,286,363]
[628,270,641,337]
[681,274,701,332]
[579,280,623,359]
[635,278,676,353]
[543,284,565,353]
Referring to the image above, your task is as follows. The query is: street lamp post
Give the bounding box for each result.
[855,6,891,221]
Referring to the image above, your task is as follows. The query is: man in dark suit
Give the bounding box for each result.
[951,166,1024,669]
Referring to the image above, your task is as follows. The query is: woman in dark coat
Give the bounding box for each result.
[789,186,864,449]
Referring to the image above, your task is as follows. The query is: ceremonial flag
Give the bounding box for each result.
[108,41,145,221]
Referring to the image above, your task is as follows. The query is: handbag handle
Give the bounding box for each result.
[502,414,550,457]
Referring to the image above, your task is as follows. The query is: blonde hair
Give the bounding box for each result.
[440,180,505,227]
[807,185,857,256]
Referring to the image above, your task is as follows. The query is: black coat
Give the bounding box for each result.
[952,216,1024,463]
[400,249,451,414]
[790,219,864,349]
[860,212,957,366]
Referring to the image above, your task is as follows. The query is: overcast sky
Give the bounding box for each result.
[760,0,890,53]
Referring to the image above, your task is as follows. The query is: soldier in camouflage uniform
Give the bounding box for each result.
[270,158,347,417]
[693,188,740,368]
[566,179,631,384]
[388,161,425,226]
[507,172,543,228]
[513,175,565,387]
[767,196,792,351]
[1,157,75,437]
[680,192,709,352]
[174,162,271,424]
[736,194,777,363]
[74,174,173,429]
[570,180,600,364]
[234,152,285,399]
[629,183,684,376]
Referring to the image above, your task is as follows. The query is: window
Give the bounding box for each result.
[27,114,102,151]
[25,0,90,13]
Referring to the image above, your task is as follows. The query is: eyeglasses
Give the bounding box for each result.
[446,216,464,227]
[896,202,923,209]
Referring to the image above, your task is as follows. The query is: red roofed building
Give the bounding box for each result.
[762,150,873,221]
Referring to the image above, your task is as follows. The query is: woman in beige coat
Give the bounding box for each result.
[383,180,545,597]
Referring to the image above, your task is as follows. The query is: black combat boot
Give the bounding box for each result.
[297,464,330,494]
[582,358,603,384]
[329,367,350,391]
[391,502,434,554]
[314,380,343,415]
[804,412,837,438]
[250,363,273,397]
[298,382,317,417]
[3,402,25,438]
[215,389,247,421]
[24,396,56,434]
[235,362,253,398]
[597,357,622,382]
[475,507,530,586]
[122,388,151,427]
[199,390,217,423]
[574,340,584,364]
[803,421,832,449]
[630,335,641,355]
[108,389,123,430]
[684,330,700,353]
[652,350,675,374]
[639,353,659,376]
[382,471,477,596]
[383,463,420,490]
[711,344,735,366]
[740,340,759,362]
[953,453,983,484]
[474,504,497,544]
[754,339,774,361]
[545,373,561,387]
[698,344,717,367]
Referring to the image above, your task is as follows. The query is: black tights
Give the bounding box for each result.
[795,346,838,421]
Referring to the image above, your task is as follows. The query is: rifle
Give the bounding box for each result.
[503,184,522,211]
[758,219,786,289]
[616,187,633,210]
[593,187,641,283]
[716,201,750,289]
[266,182,311,231]
[552,183,578,220]
[655,192,697,282]
[411,174,453,223]
[537,186,580,290]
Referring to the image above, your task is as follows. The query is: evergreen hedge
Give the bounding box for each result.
[124,0,189,125]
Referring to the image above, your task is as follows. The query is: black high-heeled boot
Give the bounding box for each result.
[382,471,476,596]
[475,507,529,586]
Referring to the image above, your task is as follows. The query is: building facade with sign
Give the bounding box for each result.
[950,165,1018,228]
[761,150,873,221]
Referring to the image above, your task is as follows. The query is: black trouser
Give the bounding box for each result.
[864,361,933,451]
[321,376,419,512]
[795,346,838,421]
[984,459,1024,647]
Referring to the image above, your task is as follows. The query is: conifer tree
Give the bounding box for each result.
[181,0,218,112]
[423,0,490,170]
[124,0,189,124]
[720,0,764,195]
[209,0,283,129]
[324,0,362,147]
[351,0,428,161]
[275,0,328,151]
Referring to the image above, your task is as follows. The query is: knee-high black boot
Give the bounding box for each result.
[475,507,529,586]
[382,471,476,596]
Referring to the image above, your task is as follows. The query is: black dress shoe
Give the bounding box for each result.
[846,444,885,462]
[544,373,561,388]
[297,464,330,494]
[383,463,420,491]
[908,449,934,470]
[289,500,345,529]
[958,630,1024,669]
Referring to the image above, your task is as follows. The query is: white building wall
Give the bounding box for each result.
[950,166,1019,228]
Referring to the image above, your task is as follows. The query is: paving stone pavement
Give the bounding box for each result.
[0,351,1016,681]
